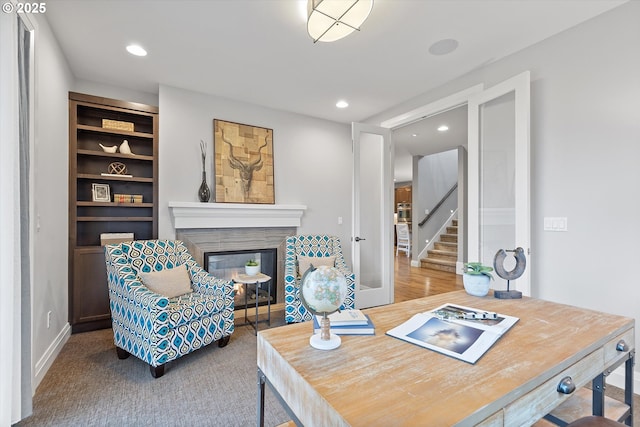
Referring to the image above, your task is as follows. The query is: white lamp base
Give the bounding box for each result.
[309,332,341,350]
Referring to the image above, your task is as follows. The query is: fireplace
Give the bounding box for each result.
[176,225,299,310]
[169,202,307,312]
[204,248,277,309]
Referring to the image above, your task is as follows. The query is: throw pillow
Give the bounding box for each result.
[298,255,336,276]
[139,264,192,298]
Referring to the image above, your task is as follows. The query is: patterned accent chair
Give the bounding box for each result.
[104,240,235,378]
[284,235,355,323]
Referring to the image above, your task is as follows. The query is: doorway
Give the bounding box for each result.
[382,72,531,299]
[393,107,466,262]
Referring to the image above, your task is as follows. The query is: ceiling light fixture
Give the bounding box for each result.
[126,44,147,57]
[336,100,349,108]
[437,125,449,132]
[307,0,374,43]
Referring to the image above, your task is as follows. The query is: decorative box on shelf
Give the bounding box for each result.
[102,119,134,132]
[100,232,134,246]
[114,194,143,203]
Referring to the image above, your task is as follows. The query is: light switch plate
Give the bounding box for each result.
[544,217,568,232]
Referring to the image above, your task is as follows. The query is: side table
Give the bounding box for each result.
[234,273,272,335]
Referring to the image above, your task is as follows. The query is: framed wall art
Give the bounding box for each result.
[213,119,274,204]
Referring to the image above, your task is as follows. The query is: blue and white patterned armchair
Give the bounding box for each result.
[284,235,355,323]
[104,240,234,378]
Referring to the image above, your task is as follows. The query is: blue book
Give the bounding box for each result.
[313,314,375,335]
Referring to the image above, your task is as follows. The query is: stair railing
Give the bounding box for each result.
[417,209,458,262]
[418,183,458,228]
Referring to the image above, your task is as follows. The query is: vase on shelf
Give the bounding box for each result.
[198,171,210,202]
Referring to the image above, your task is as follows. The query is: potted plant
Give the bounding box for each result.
[462,262,494,297]
[245,259,260,276]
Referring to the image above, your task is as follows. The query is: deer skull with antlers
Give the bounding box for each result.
[221,127,268,199]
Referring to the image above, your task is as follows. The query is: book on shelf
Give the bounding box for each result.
[114,193,143,203]
[313,313,375,335]
[386,303,519,364]
[315,309,368,326]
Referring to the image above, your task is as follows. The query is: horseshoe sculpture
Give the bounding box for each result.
[493,247,526,281]
[493,247,526,299]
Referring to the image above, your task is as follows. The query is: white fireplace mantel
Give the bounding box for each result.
[168,202,307,229]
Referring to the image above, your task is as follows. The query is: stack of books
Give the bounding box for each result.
[313,309,375,335]
[113,193,143,203]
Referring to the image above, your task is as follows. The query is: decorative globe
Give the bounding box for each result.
[300,265,347,315]
[299,265,348,350]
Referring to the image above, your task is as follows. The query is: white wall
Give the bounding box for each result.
[370,2,640,388]
[414,149,458,258]
[30,14,75,389]
[158,85,353,258]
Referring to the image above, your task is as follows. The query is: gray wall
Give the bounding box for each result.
[157,84,353,256]
[30,14,74,388]
[370,2,640,386]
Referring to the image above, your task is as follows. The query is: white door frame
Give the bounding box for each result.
[468,71,531,295]
[352,123,394,308]
[380,84,484,271]
[380,85,484,130]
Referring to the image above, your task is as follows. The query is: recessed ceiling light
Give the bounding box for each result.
[412,133,418,137]
[126,44,147,57]
[437,125,449,132]
[429,39,458,56]
[336,100,349,109]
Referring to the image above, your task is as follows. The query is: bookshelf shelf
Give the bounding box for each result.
[69,92,158,332]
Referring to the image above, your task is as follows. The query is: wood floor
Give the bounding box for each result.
[268,256,462,325]
[394,254,464,303]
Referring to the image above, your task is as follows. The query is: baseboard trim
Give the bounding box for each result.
[33,322,71,392]
[456,261,464,275]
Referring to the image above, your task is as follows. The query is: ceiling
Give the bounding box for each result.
[393,105,468,182]
[44,0,626,181]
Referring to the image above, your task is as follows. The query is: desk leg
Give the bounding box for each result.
[257,366,303,427]
[594,350,634,426]
[592,373,605,416]
[624,351,634,426]
[257,368,266,427]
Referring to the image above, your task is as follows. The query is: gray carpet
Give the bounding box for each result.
[16,323,290,427]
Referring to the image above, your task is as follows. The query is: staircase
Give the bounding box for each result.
[420,219,458,273]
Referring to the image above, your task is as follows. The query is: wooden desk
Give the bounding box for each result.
[257,291,634,426]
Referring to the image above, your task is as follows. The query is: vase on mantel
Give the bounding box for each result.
[198,139,211,202]
[198,171,210,202]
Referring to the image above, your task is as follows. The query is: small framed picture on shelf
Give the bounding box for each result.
[92,183,111,202]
